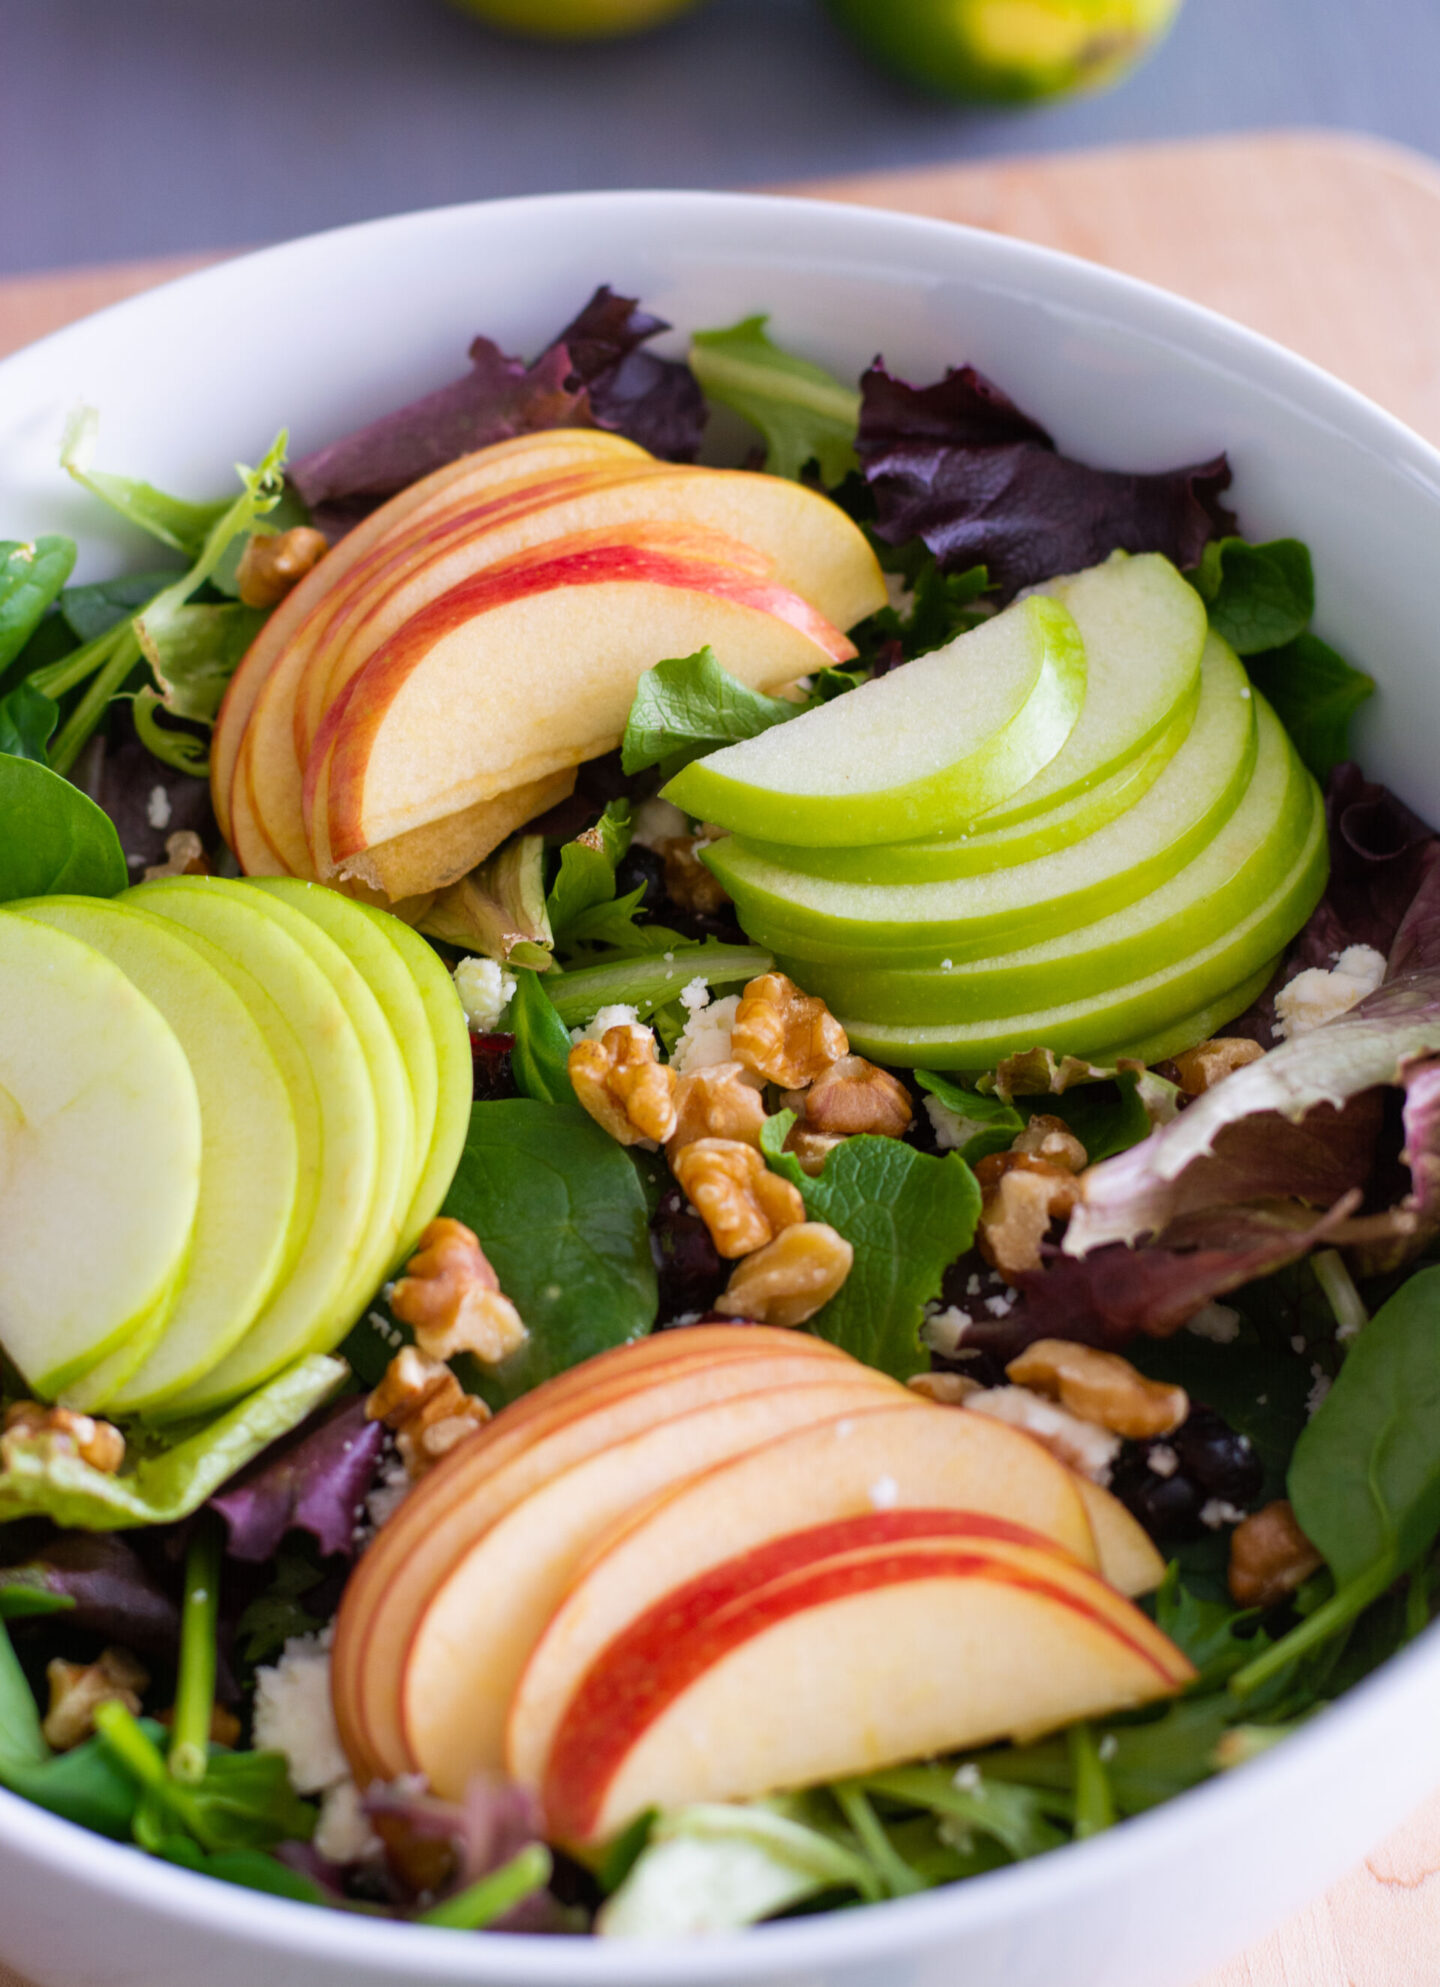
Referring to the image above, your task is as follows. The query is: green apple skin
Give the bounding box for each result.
[834,787,1325,1071]
[249,880,472,1259]
[128,879,381,1417]
[446,0,702,39]
[14,898,300,1414]
[710,635,1258,963]
[664,595,1086,846]
[0,912,201,1399]
[824,0,1184,105]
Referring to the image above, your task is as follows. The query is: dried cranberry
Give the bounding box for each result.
[650,1187,726,1322]
[470,1032,518,1103]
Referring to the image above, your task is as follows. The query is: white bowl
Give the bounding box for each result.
[3,190,1439,1987]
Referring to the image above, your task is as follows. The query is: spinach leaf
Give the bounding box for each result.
[61,407,231,557]
[1248,632,1374,784]
[442,1099,656,1406]
[0,754,127,901]
[913,1069,1024,1164]
[0,681,59,762]
[689,316,861,485]
[0,537,76,670]
[508,968,577,1104]
[100,1706,315,1852]
[60,572,177,645]
[152,1837,327,1903]
[764,1120,980,1379]
[622,647,800,780]
[1192,536,1314,655]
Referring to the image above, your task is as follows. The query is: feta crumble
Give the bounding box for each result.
[315,1779,381,1865]
[1273,945,1386,1039]
[1199,1499,1246,1530]
[670,993,743,1074]
[453,955,516,1032]
[145,785,171,831]
[965,1386,1121,1484]
[1147,1443,1179,1478]
[923,1094,971,1152]
[1187,1302,1241,1344]
[679,975,711,1015]
[570,1002,643,1045]
[920,1304,972,1356]
[952,1763,982,1792]
[252,1631,349,1795]
[1306,1367,1333,1418]
[868,1474,899,1510]
[1097,1734,1119,1764]
[631,796,689,849]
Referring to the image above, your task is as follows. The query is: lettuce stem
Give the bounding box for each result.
[48,625,141,775]
[1229,1556,1395,1697]
[1066,1724,1114,1839]
[169,1516,221,1784]
[416,1843,552,1930]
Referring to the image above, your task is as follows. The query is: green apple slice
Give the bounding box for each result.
[714,633,1256,964]
[0,913,201,1397]
[663,594,1087,845]
[127,879,379,1415]
[779,698,1310,1022]
[976,551,1207,831]
[245,879,471,1255]
[13,899,300,1413]
[834,781,1325,1071]
[1094,962,1282,1068]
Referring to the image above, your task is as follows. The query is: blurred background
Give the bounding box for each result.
[1,0,1436,275]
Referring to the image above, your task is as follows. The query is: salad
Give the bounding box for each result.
[0,285,1433,1943]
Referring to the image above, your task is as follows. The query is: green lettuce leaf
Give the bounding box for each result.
[60,572,179,645]
[544,941,773,1027]
[61,407,232,558]
[0,537,76,672]
[508,968,577,1104]
[1192,536,1313,655]
[0,754,127,902]
[689,316,861,484]
[1248,632,1375,784]
[622,647,799,779]
[913,1070,1024,1164]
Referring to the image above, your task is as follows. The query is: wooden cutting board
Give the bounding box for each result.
[2,128,1440,1987]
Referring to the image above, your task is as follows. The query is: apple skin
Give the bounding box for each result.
[315,529,856,867]
[539,1509,1193,1844]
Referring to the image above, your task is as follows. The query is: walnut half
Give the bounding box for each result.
[44,1649,149,1751]
[715,1221,853,1327]
[366,1346,492,1478]
[389,1217,527,1366]
[784,1055,913,1139]
[1006,1339,1189,1440]
[671,1138,806,1258]
[236,526,331,608]
[731,973,848,1089]
[569,1025,678,1147]
[3,1402,125,1474]
[974,1153,1082,1280]
[1228,1499,1324,1608]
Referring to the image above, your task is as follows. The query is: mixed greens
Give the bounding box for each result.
[1,284,1435,1945]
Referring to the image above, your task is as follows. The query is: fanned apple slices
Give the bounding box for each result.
[331,1326,1190,1837]
[211,427,888,898]
[0,878,471,1417]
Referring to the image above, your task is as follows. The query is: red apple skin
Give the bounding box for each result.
[540,1509,1194,1843]
[315,528,856,866]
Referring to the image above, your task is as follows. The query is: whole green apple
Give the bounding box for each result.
[824,0,1183,103]
[446,0,705,39]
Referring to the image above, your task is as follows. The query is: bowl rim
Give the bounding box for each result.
[4,183,1440,1978]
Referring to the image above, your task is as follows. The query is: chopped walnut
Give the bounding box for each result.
[1228,1499,1324,1608]
[1010,1113,1087,1172]
[784,1055,912,1139]
[158,1702,243,1748]
[1006,1339,1189,1440]
[666,1060,766,1156]
[569,1024,678,1147]
[3,1401,125,1474]
[142,830,208,881]
[389,1218,527,1365]
[714,1221,853,1326]
[907,1371,984,1405]
[671,1138,806,1257]
[731,972,848,1089]
[974,1153,1081,1280]
[1172,1036,1266,1098]
[783,1125,846,1177]
[366,1345,492,1478]
[43,1648,149,1751]
[236,525,331,609]
[657,835,732,917]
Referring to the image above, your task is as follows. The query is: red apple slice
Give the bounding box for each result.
[506,1398,1103,1789]
[332,1330,870,1785]
[312,527,857,867]
[399,1373,919,1797]
[538,1511,1194,1844]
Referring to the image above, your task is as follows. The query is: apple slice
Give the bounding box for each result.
[13,899,300,1412]
[213,429,649,842]
[707,632,1256,951]
[311,526,859,866]
[663,594,1086,847]
[1074,1479,1167,1598]
[126,879,380,1413]
[0,912,201,1397]
[401,1374,918,1796]
[335,768,576,900]
[506,1398,1101,1789]
[335,1337,883,1785]
[538,1512,1193,1843]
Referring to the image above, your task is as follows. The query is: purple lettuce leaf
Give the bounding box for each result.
[857,360,1236,598]
[210,1397,383,1563]
[365,1775,562,1927]
[554,286,705,463]
[0,1533,180,1653]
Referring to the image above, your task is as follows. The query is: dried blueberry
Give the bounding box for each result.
[650,1187,726,1322]
[1111,1404,1262,1542]
[1171,1407,1264,1506]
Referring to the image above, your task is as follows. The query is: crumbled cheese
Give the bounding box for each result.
[670,993,742,1074]
[631,796,689,849]
[1273,945,1386,1039]
[1199,1499,1246,1530]
[314,1779,381,1866]
[966,1273,982,1298]
[1147,1443,1179,1478]
[952,1762,982,1792]
[678,976,711,1015]
[453,955,516,1032]
[884,572,916,615]
[1097,1733,1119,1764]
[570,1002,643,1045]
[364,1456,412,1533]
[252,1631,349,1795]
[868,1474,899,1510]
[982,1293,1013,1318]
[923,1094,971,1152]
[1306,1367,1333,1418]
[921,1304,972,1356]
[146,785,171,831]
[965,1385,1121,1484]
[1187,1302,1241,1344]
[1290,1335,1307,1355]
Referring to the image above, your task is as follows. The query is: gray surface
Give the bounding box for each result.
[2,0,1436,276]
